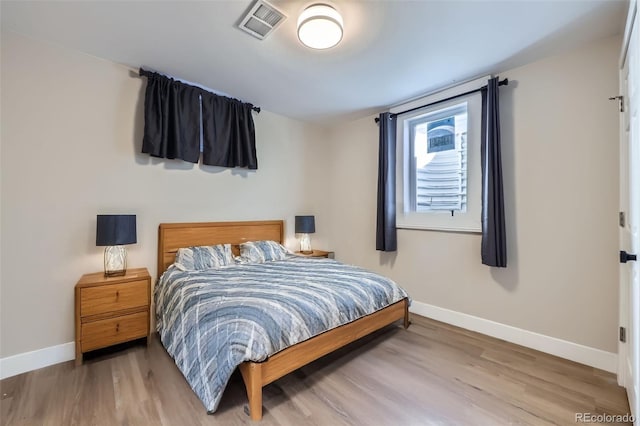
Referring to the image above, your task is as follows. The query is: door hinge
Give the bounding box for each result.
[620,211,626,227]
[620,326,626,343]
[609,95,624,112]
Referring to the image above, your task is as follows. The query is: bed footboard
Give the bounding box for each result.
[239,298,409,421]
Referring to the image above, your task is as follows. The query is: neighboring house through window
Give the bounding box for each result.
[408,103,468,213]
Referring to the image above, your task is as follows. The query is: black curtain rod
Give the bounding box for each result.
[139,68,261,114]
[374,78,508,123]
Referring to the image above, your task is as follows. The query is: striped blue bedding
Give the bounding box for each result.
[154,255,409,413]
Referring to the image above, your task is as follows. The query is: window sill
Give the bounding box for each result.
[396,224,481,234]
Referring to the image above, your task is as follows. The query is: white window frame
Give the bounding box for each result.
[394,76,488,233]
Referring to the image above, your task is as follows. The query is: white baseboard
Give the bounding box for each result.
[0,302,618,379]
[410,301,618,373]
[0,342,75,380]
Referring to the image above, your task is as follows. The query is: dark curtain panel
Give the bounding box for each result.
[141,71,201,163]
[480,77,507,267]
[140,69,258,169]
[376,112,397,252]
[201,92,257,169]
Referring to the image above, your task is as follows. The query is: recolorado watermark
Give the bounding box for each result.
[575,412,634,423]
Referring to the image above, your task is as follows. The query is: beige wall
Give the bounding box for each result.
[0,32,328,357]
[323,35,621,352]
[0,31,621,360]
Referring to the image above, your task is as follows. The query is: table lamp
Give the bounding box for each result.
[96,214,137,277]
[295,215,315,254]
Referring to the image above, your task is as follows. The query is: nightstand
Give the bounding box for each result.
[74,268,151,366]
[295,250,334,259]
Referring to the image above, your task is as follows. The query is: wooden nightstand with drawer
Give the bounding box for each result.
[75,268,151,366]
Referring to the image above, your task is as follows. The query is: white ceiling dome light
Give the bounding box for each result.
[297,4,343,49]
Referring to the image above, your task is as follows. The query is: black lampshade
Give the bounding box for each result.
[295,215,315,234]
[96,215,137,246]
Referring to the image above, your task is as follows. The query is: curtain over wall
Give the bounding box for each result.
[376,112,397,252]
[201,92,257,169]
[141,73,201,163]
[480,77,507,267]
[140,69,258,169]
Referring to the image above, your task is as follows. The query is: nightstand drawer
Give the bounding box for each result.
[80,280,148,317]
[81,311,148,352]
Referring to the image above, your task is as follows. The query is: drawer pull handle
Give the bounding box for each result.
[116,323,120,332]
[116,291,119,299]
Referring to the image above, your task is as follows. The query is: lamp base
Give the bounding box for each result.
[104,245,127,277]
[299,233,312,253]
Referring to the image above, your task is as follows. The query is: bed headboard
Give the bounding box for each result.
[157,220,284,277]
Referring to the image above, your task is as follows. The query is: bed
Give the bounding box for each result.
[155,220,410,420]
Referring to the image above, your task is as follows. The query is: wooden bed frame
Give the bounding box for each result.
[157,220,410,421]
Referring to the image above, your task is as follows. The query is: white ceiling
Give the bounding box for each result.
[1,0,627,123]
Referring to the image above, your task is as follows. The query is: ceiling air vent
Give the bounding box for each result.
[238,0,287,40]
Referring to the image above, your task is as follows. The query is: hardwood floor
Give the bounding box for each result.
[1,315,631,425]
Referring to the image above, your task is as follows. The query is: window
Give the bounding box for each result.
[395,77,485,232]
[408,103,468,213]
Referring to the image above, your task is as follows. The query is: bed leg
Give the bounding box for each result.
[403,299,410,329]
[239,362,263,421]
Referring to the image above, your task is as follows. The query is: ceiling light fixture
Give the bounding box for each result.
[297,4,343,50]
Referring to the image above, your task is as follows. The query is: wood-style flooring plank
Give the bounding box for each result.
[0,315,631,425]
